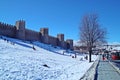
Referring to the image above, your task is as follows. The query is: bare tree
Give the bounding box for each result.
[79,14,107,62]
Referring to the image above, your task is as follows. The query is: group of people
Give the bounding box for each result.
[102,53,109,60]
[1,36,15,45]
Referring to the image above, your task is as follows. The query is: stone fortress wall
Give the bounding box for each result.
[0,22,16,38]
[0,20,73,50]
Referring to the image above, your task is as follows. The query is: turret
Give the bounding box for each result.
[40,28,48,36]
[66,39,73,50]
[57,34,64,41]
[15,20,25,40]
[40,28,49,44]
[16,20,25,30]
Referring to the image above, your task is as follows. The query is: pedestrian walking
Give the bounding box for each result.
[102,54,105,60]
[106,54,109,60]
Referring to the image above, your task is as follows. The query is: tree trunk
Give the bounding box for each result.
[89,49,92,62]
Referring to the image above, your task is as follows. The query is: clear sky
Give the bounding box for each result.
[0,0,120,42]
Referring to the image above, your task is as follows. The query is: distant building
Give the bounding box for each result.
[74,46,88,53]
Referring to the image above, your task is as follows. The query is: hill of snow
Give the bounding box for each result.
[0,36,98,80]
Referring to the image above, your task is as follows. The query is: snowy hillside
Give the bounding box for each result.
[0,36,98,80]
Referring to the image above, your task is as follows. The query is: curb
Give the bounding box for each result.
[109,61,120,74]
[93,60,99,80]
[80,57,99,80]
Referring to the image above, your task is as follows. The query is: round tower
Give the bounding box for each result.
[40,28,49,44]
[57,34,64,41]
[66,39,73,50]
[15,20,25,40]
[40,28,49,36]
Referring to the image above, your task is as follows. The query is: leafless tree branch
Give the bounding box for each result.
[79,14,107,62]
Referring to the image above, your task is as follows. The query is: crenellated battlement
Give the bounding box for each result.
[0,22,16,38]
[15,20,25,30]
[57,34,64,41]
[0,22,15,28]
[15,20,25,40]
[40,28,49,36]
[0,20,73,50]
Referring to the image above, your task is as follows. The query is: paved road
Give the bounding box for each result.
[96,56,120,80]
[111,61,120,69]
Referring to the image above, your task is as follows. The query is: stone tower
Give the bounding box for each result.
[66,39,73,50]
[15,20,25,40]
[57,34,64,41]
[57,34,66,48]
[40,28,48,36]
[40,28,49,44]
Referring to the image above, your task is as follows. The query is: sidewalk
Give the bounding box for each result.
[96,56,120,80]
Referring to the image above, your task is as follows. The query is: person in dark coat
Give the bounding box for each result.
[102,54,105,60]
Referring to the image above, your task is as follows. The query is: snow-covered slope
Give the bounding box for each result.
[0,36,98,80]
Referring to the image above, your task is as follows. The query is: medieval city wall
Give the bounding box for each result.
[48,36,58,46]
[25,29,40,41]
[66,39,73,50]
[58,41,67,49]
[40,35,49,44]
[0,22,16,38]
[0,20,73,50]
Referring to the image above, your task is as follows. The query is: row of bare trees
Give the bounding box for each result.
[79,14,107,62]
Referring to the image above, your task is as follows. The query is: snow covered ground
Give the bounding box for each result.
[0,36,98,80]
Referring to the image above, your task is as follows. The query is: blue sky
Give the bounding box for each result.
[0,0,120,42]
